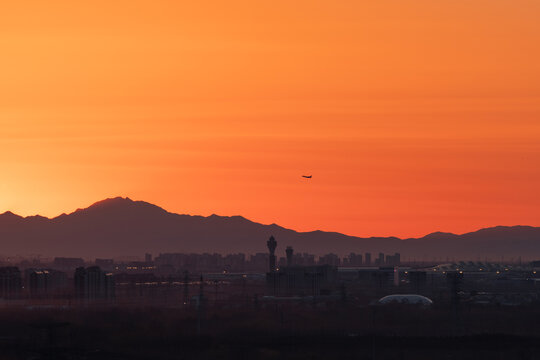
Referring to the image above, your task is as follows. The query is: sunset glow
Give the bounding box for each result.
[1,0,540,237]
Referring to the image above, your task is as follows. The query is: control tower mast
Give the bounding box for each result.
[267,236,277,272]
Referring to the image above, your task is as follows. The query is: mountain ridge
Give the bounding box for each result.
[0,197,539,260]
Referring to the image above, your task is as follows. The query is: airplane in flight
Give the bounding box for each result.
[302,175,312,179]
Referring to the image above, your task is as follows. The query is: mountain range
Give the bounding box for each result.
[1,197,539,261]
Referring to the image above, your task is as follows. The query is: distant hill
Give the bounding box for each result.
[0,197,539,260]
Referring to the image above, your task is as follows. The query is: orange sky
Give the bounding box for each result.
[1,0,540,238]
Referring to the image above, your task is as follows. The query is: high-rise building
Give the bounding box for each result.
[378,253,385,266]
[365,253,371,266]
[394,252,401,265]
[286,246,294,267]
[319,253,340,266]
[26,269,68,298]
[74,266,115,301]
[0,267,21,299]
[249,253,269,272]
[347,253,363,266]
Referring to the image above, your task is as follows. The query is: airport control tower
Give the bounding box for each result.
[267,236,277,272]
[286,246,294,267]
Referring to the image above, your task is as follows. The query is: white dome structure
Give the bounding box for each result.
[378,294,433,306]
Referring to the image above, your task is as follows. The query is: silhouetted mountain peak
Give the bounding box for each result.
[420,231,459,241]
[24,215,49,222]
[1,211,21,218]
[473,225,534,232]
[0,211,23,221]
[462,225,539,239]
[85,196,134,209]
[67,197,169,218]
[206,214,252,223]
[0,211,26,227]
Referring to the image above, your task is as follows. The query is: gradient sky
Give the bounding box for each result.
[1,0,539,238]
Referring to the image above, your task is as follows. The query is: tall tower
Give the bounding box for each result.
[286,246,294,267]
[267,236,277,272]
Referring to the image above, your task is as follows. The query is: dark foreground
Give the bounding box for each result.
[1,304,540,360]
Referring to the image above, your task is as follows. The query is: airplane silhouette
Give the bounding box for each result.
[302,175,312,179]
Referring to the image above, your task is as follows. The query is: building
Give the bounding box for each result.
[0,267,22,299]
[222,253,246,272]
[74,266,115,301]
[385,253,401,266]
[286,246,294,267]
[119,261,156,273]
[355,267,397,290]
[319,253,340,266]
[293,253,316,266]
[248,253,269,272]
[267,265,338,296]
[378,294,433,306]
[376,253,385,266]
[264,237,338,296]
[365,253,372,266]
[26,268,68,298]
[347,253,363,266]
